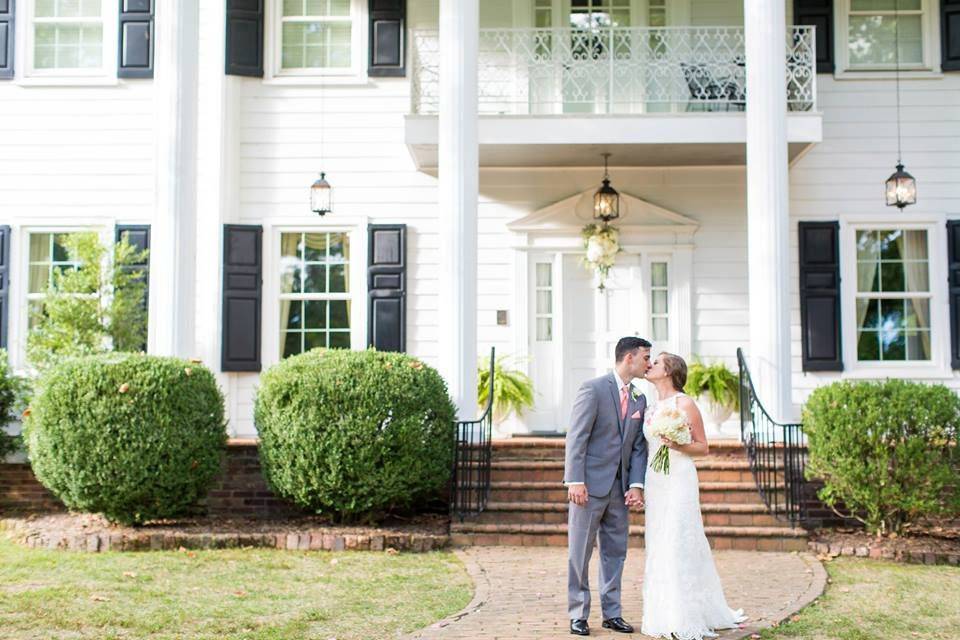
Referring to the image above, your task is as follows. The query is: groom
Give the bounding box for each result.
[564,337,651,636]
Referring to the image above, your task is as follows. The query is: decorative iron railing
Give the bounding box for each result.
[450,347,495,521]
[411,26,816,115]
[737,348,808,526]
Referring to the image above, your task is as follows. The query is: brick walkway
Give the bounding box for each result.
[411,547,826,640]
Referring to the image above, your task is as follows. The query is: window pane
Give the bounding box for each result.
[303,264,327,293]
[306,0,350,17]
[35,0,56,17]
[902,230,928,260]
[329,264,348,293]
[283,0,305,16]
[857,330,880,360]
[879,261,905,292]
[29,265,50,294]
[880,328,906,360]
[537,317,552,341]
[849,15,923,66]
[536,263,552,287]
[304,300,327,329]
[652,317,668,341]
[329,301,349,329]
[905,330,931,360]
[651,262,667,287]
[304,331,326,351]
[282,22,352,69]
[851,0,920,10]
[652,290,668,314]
[30,233,52,262]
[856,298,879,330]
[879,229,903,260]
[880,298,904,329]
[280,233,301,258]
[329,331,351,349]
[905,298,930,329]
[282,300,303,330]
[857,262,879,292]
[282,331,302,358]
[328,233,348,261]
[280,261,301,293]
[303,233,327,262]
[536,290,552,315]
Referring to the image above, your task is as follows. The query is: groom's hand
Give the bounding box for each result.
[625,487,644,510]
[568,484,589,506]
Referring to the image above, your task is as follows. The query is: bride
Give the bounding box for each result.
[640,352,747,640]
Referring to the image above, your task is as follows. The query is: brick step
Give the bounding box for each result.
[491,438,749,461]
[472,501,779,527]
[450,523,808,552]
[484,459,767,484]
[487,481,774,505]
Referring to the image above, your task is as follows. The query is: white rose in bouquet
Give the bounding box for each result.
[647,405,692,474]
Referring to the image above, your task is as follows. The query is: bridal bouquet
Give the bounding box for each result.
[648,405,691,475]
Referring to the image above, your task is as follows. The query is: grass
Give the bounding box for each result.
[761,557,960,640]
[0,536,472,640]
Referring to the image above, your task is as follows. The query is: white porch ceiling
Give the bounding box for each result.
[404,113,821,169]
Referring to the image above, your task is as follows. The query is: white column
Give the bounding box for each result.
[438,0,479,419]
[151,0,199,357]
[744,0,792,422]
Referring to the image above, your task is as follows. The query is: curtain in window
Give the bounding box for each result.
[278,233,301,344]
[903,230,931,356]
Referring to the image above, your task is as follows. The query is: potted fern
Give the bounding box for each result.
[683,360,739,433]
[477,356,535,428]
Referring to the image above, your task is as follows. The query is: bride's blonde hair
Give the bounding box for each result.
[659,352,688,392]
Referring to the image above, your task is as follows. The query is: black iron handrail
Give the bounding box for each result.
[450,347,496,521]
[737,348,808,526]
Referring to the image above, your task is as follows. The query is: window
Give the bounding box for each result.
[650,261,668,341]
[648,0,666,27]
[838,0,937,72]
[279,231,352,358]
[854,228,931,361]
[28,0,112,75]
[535,262,553,341]
[277,0,358,74]
[27,232,82,329]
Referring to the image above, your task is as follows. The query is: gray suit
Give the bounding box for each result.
[564,373,648,621]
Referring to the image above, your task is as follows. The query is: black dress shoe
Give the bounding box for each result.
[570,619,590,636]
[602,617,635,633]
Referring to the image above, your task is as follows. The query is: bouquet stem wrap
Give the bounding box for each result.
[647,404,692,475]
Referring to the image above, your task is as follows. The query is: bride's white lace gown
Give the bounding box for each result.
[641,393,746,640]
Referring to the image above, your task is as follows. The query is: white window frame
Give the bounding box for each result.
[839,216,952,378]
[834,0,942,76]
[17,225,112,370]
[265,0,368,82]
[20,0,118,80]
[262,220,368,368]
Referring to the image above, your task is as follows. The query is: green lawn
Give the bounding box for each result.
[761,557,960,640]
[0,536,471,640]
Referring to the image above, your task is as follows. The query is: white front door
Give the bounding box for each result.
[525,251,645,433]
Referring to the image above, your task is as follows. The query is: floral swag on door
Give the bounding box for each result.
[581,223,621,290]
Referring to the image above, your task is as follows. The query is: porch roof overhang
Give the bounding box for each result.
[404,113,821,169]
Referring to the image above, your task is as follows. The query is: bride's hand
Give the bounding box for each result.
[659,437,680,450]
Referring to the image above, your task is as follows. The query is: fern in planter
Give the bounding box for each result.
[684,360,739,412]
[477,356,535,425]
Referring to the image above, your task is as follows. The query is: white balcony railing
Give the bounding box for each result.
[411,26,816,115]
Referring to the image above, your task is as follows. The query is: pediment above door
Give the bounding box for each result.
[507,189,699,242]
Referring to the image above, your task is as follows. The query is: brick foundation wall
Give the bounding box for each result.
[1,442,304,518]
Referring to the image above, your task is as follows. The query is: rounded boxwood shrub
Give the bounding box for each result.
[23,354,227,525]
[255,348,456,522]
[803,379,960,535]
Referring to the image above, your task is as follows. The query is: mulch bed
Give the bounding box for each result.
[809,521,960,566]
[0,512,450,554]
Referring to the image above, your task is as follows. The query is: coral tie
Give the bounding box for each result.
[620,386,629,421]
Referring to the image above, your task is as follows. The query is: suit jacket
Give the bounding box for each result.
[563,373,649,497]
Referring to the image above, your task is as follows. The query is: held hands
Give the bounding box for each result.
[568,484,589,506]
[624,487,644,510]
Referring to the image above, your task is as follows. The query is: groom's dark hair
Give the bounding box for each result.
[615,337,652,362]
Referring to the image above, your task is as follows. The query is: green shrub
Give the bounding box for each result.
[254,349,456,522]
[27,233,148,371]
[477,355,535,424]
[803,379,960,535]
[0,350,30,458]
[684,360,739,411]
[23,354,227,524]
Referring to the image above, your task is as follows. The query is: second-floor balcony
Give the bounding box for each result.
[404,25,822,169]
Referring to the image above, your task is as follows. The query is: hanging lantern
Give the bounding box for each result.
[885,163,916,209]
[310,172,332,216]
[593,153,619,223]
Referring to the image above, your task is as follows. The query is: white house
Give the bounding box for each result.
[1,0,958,439]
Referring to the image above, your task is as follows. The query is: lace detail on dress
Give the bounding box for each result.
[640,393,747,640]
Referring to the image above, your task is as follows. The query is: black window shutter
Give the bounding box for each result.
[118,0,154,78]
[115,224,151,350]
[948,221,960,368]
[0,0,14,79]
[368,0,405,77]
[367,224,406,352]
[226,0,264,77]
[222,225,262,371]
[799,221,842,371]
[794,0,834,74]
[0,225,9,349]
[943,0,960,71]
